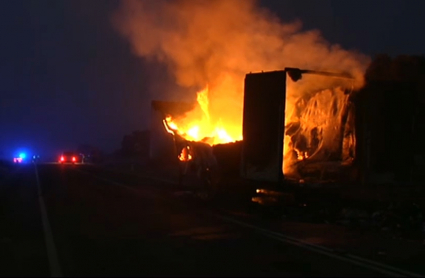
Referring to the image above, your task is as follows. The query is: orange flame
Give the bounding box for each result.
[163,85,242,146]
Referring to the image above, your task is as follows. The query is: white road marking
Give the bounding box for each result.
[34,163,63,277]
[213,214,423,277]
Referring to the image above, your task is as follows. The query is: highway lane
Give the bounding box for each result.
[0,163,422,276]
[0,164,50,276]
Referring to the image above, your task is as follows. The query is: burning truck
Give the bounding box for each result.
[115,0,377,191]
[149,57,425,193]
[149,67,362,191]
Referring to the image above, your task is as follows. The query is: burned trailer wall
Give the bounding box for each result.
[241,71,286,182]
[149,100,195,162]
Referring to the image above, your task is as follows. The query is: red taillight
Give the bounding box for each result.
[72,156,76,162]
[60,156,64,161]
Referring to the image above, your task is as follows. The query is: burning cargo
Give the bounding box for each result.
[241,68,357,184]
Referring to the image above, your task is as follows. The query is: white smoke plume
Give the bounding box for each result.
[112,0,370,144]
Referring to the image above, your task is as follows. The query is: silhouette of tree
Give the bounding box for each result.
[359,54,425,181]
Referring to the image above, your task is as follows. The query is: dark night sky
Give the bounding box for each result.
[1,0,424,158]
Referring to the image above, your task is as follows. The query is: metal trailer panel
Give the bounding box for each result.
[241,70,287,183]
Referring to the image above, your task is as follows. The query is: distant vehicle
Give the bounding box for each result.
[59,151,82,164]
[13,152,27,164]
[13,157,23,163]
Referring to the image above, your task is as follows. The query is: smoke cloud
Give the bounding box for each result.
[112,0,370,139]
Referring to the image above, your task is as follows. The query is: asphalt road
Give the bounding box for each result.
[0,163,424,277]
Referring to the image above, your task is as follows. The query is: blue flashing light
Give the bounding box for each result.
[19,152,26,159]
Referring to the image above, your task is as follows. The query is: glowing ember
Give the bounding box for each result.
[178,146,192,161]
[163,85,242,146]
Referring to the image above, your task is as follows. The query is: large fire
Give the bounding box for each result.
[163,85,242,146]
[115,0,369,180]
[162,75,356,179]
